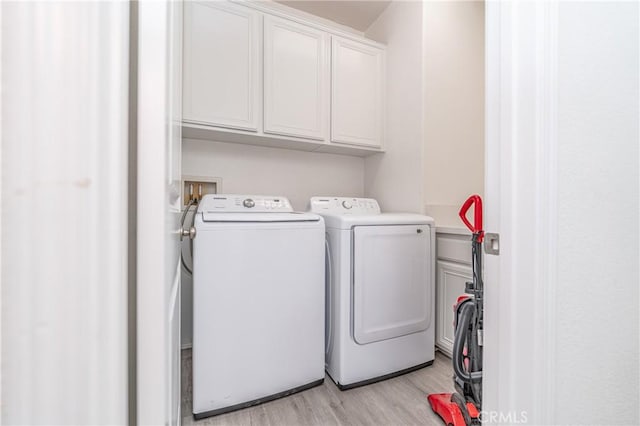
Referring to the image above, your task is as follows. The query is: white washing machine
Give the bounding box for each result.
[310,196,435,389]
[192,194,325,419]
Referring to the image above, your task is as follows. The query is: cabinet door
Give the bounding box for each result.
[436,261,472,356]
[331,37,384,148]
[183,1,260,131]
[264,16,328,140]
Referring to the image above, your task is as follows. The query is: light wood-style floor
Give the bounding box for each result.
[181,349,454,426]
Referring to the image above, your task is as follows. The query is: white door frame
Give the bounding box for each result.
[136,0,183,424]
[483,2,558,424]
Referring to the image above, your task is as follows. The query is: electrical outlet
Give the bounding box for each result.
[182,176,222,206]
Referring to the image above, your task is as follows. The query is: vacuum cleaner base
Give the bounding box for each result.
[427,393,479,426]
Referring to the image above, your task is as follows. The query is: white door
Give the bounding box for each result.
[352,225,431,344]
[137,0,182,425]
[183,1,261,131]
[263,15,329,140]
[1,2,129,424]
[331,37,384,148]
[484,1,639,425]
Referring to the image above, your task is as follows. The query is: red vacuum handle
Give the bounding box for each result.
[459,195,483,237]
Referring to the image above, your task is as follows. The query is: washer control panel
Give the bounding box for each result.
[199,194,293,213]
[309,197,380,215]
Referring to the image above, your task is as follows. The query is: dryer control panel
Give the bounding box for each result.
[309,197,381,215]
[199,194,293,213]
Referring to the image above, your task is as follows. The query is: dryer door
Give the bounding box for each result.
[352,224,432,344]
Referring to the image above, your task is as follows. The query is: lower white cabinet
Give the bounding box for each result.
[436,232,473,357]
[436,260,472,357]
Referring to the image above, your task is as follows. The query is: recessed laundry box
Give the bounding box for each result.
[192,194,325,419]
[310,196,436,389]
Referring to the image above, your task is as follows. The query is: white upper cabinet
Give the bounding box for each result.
[183,1,261,131]
[331,36,384,148]
[263,15,329,141]
[182,1,386,156]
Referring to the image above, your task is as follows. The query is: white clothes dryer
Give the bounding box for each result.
[192,195,325,419]
[310,197,435,389]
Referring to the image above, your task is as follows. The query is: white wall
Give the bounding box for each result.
[363,1,425,214]
[555,2,638,423]
[183,139,364,209]
[423,1,484,227]
[180,138,364,346]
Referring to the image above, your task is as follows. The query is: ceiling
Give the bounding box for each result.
[276,1,392,32]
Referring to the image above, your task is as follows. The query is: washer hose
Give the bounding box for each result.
[180,198,197,275]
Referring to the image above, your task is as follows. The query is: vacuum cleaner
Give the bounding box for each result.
[428,195,484,426]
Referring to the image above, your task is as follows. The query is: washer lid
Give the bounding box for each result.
[320,213,434,229]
